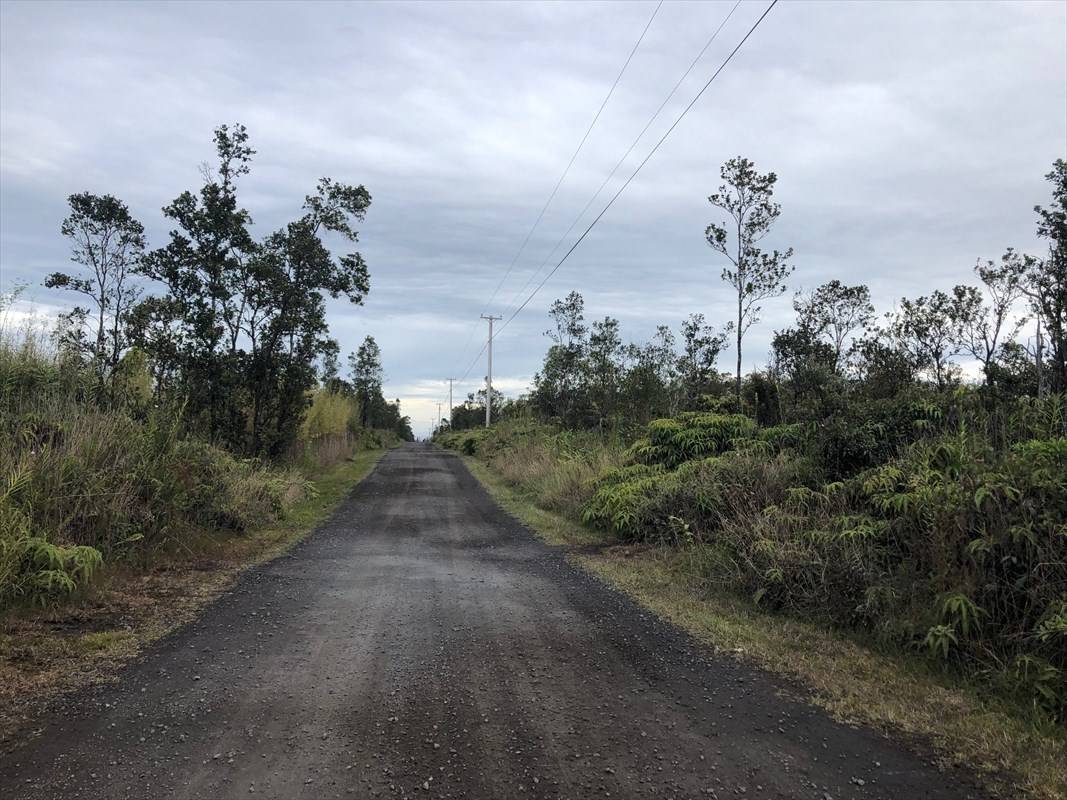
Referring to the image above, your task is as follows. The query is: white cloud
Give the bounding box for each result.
[1,0,1063,416]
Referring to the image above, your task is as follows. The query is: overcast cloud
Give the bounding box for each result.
[1,0,1064,433]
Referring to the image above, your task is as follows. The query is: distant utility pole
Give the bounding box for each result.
[480,315,502,428]
[436,402,442,432]
[446,377,454,427]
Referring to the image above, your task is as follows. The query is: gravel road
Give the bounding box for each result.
[1,443,988,799]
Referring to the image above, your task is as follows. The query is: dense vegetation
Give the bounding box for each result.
[439,158,1067,721]
[1,124,413,610]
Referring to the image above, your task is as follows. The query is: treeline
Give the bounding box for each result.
[449,158,1064,432]
[439,158,1067,720]
[1,124,411,608]
[44,124,412,454]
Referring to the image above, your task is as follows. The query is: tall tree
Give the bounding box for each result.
[793,280,874,370]
[534,292,588,426]
[953,251,1029,386]
[676,313,729,410]
[706,157,794,404]
[245,177,371,452]
[586,316,625,426]
[45,193,146,396]
[136,123,257,440]
[136,124,372,454]
[349,335,384,429]
[1027,159,1067,393]
[889,290,963,390]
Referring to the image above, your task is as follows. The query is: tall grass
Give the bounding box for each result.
[437,422,626,517]
[286,389,401,469]
[0,315,309,608]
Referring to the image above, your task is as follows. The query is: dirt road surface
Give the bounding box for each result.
[1,444,987,799]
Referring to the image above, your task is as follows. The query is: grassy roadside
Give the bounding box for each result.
[0,447,388,748]
[460,454,1067,800]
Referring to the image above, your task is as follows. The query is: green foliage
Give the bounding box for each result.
[0,329,313,610]
[706,156,795,402]
[450,157,1067,723]
[45,191,146,400]
[626,412,757,468]
[302,389,361,440]
[452,391,1067,721]
[131,124,374,457]
[0,488,103,606]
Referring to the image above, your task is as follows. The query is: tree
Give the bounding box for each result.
[245,177,371,452]
[533,292,589,426]
[706,157,794,404]
[889,290,962,390]
[771,325,838,416]
[586,316,625,426]
[953,251,1028,386]
[135,124,372,454]
[451,388,506,431]
[45,192,146,396]
[850,332,916,399]
[793,280,874,370]
[772,325,836,378]
[987,340,1039,397]
[623,325,676,422]
[136,123,258,440]
[676,313,729,410]
[349,335,384,429]
[1027,159,1067,393]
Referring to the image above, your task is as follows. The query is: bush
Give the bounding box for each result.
[626,413,758,468]
[0,328,310,608]
[700,429,1067,719]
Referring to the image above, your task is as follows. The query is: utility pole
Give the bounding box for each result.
[446,378,454,428]
[436,402,442,433]
[480,315,502,428]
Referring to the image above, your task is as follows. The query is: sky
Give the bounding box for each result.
[1,0,1065,435]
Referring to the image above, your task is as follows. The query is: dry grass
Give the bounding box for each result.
[479,428,625,518]
[463,453,1067,800]
[0,448,386,749]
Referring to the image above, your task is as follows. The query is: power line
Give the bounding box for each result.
[452,0,663,382]
[500,0,743,321]
[494,0,779,341]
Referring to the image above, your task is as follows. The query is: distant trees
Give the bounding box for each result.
[349,335,384,428]
[525,292,730,429]
[518,158,1063,432]
[624,325,677,421]
[677,313,729,409]
[793,280,874,371]
[450,387,508,430]
[888,290,963,391]
[45,193,146,396]
[953,252,1029,386]
[706,157,793,403]
[586,316,624,423]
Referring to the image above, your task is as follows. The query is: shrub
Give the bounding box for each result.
[0,330,310,608]
[627,413,758,468]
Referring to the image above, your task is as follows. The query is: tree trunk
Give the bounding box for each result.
[735,295,743,406]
